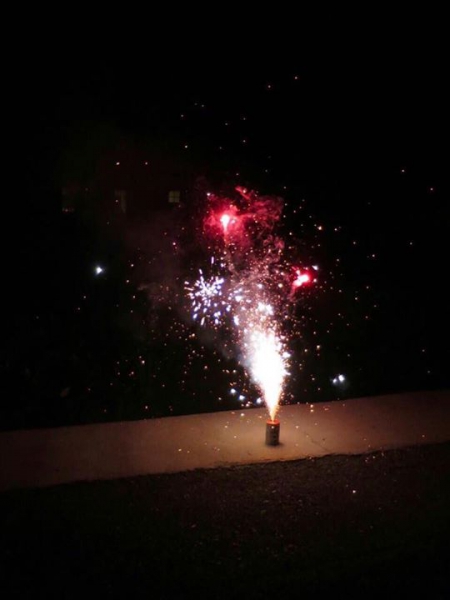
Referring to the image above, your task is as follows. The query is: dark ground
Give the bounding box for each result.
[1,443,449,598]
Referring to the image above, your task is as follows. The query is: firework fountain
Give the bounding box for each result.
[186,187,316,445]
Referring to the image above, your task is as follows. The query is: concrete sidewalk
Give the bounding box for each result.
[0,390,449,491]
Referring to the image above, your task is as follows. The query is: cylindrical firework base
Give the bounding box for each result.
[266,420,280,446]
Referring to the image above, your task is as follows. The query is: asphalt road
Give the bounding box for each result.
[1,442,449,598]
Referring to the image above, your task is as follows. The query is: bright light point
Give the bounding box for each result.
[230,388,237,395]
[338,374,345,382]
[333,374,346,385]
[257,302,273,315]
[247,327,287,421]
[220,213,231,232]
[95,266,104,275]
[293,269,311,288]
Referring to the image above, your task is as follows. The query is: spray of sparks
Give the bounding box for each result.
[185,187,315,420]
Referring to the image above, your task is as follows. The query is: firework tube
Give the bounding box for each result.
[265,419,280,446]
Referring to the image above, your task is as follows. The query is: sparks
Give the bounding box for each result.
[186,187,318,421]
[245,326,288,421]
[220,213,231,233]
[185,271,226,326]
[293,268,311,288]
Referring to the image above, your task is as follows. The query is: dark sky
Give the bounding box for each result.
[16,31,448,308]
[19,27,446,186]
[16,38,444,263]
[3,17,449,428]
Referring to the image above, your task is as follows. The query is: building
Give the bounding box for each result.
[61,142,195,221]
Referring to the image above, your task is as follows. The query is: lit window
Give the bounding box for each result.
[168,190,181,203]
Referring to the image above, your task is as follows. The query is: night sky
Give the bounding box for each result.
[4,31,448,429]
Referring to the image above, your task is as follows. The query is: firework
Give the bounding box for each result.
[220,213,231,234]
[293,268,311,288]
[185,270,226,326]
[186,188,316,425]
[244,326,288,421]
